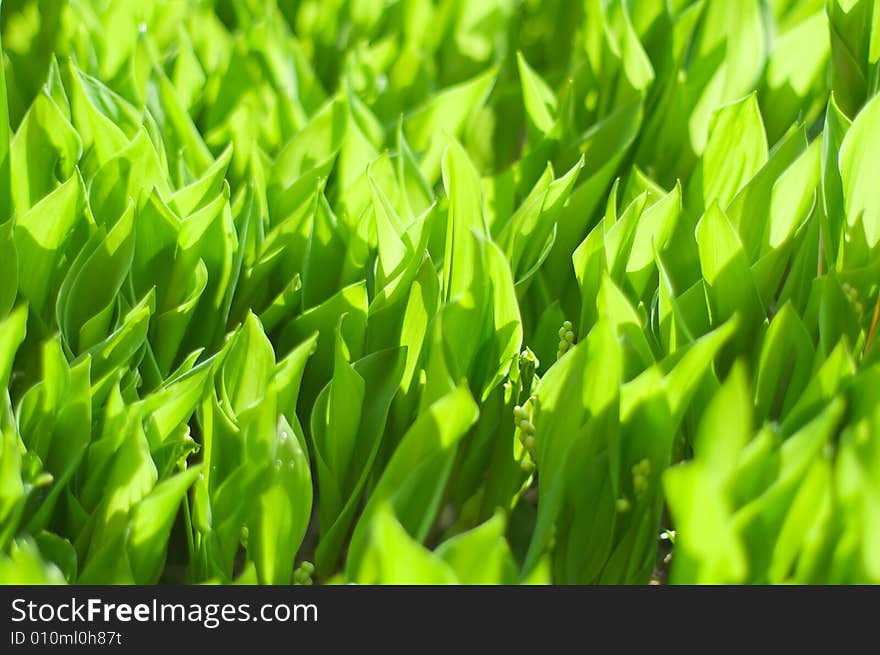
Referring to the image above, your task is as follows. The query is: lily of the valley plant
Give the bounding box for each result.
[1,0,880,585]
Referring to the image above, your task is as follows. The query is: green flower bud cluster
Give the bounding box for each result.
[514,400,537,472]
[557,321,576,360]
[615,460,652,514]
[293,561,315,585]
[842,282,865,316]
[632,458,652,496]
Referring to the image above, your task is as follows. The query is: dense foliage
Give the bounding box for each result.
[1,0,879,585]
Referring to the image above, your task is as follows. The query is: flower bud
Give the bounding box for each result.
[632,458,651,477]
[633,474,648,494]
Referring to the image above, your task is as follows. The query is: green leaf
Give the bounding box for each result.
[754,303,816,422]
[839,92,880,248]
[249,416,312,585]
[722,124,806,262]
[222,312,276,415]
[820,94,851,269]
[57,201,136,353]
[0,305,27,391]
[404,69,496,183]
[0,19,10,224]
[89,127,172,229]
[60,60,136,173]
[277,281,368,413]
[14,172,87,322]
[435,511,518,584]
[440,134,488,302]
[690,93,768,213]
[626,182,681,298]
[311,319,366,531]
[9,92,82,213]
[18,339,92,534]
[346,384,479,576]
[170,144,234,217]
[34,531,77,583]
[149,65,215,180]
[128,465,203,584]
[827,0,876,118]
[524,320,621,574]
[0,539,66,584]
[660,360,752,584]
[313,346,406,575]
[0,217,16,318]
[695,203,765,350]
[517,51,558,135]
[547,100,643,289]
[733,399,844,581]
[505,158,583,288]
[759,11,830,143]
[350,506,458,584]
[270,97,347,191]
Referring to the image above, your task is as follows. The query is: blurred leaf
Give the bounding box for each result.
[839,92,880,248]
[351,506,458,584]
[435,511,518,584]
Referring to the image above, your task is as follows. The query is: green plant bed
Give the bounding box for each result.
[0,0,879,585]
